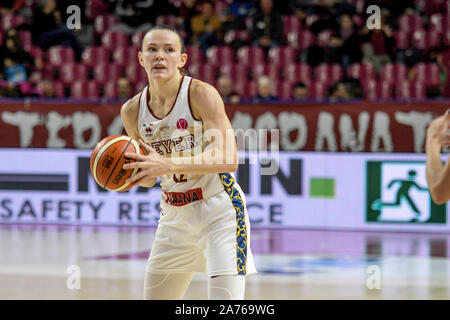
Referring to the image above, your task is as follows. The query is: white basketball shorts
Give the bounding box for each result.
[146,183,257,277]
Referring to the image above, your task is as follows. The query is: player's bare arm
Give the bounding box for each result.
[123,80,238,182]
[426,111,450,204]
[120,94,157,188]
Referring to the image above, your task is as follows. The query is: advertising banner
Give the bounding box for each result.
[0,100,447,152]
[0,149,447,232]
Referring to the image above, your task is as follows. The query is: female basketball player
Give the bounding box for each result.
[120,25,256,300]
[426,110,450,204]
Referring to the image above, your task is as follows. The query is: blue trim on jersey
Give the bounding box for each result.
[218,173,247,275]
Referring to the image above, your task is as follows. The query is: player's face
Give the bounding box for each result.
[139,30,187,80]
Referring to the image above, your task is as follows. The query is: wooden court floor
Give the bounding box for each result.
[1,225,450,299]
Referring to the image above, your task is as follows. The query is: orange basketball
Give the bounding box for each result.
[90,135,143,191]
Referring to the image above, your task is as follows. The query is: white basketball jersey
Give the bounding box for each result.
[137,76,237,207]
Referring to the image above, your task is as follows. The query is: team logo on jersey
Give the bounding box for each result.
[142,123,154,138]
[176,118,188,130]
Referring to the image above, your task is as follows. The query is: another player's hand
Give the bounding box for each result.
[426,110,450,150]
[123,139,172,184]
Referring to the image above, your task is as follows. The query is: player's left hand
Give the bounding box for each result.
[123,139,172,183]
[426,110,450,148]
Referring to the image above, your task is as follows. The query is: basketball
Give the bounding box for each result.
[90,135,143,191]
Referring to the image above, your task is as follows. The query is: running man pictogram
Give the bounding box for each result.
[371,170,428,222]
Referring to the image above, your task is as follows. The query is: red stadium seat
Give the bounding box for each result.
[273,81,293,99]
[380,63,408,85]
[113,46,138,67]
[59,63,88,85]
[185,46,203,69]
[396,81,425,99]
[364,80,393,100]
[352,15,364,28]
[412,63,441,88]
[188,64,217,84]
[103,80,117,99]
[314,63,343,85]
[286,31,315,51]
[284,63,312,86]
[48,46,75,67]
[214,1,228,20]
[132,31,147,48]
[412,30,440,50]
[224,30,250,44]
[28,46,44,61]
[309,81,327,99]
[347,63,376,86]
[205,46,234,66]
[1,14,25,30]
[94,15,119,36]
[398,14,424,35]
[101,31,129,50]
[82,46,111,68]
[219,64,250,83]
[85,0,109,21]
[135,80,147,92]
[19,31,32,50]
[93,63,123,85]
[236,46,265,67]
[268,47,296,66]
[282,15,301,37]
[298,30,315,51]
[248,81,259,98]
[70,80,100,99]
[53,81,66,98]
[233,78,251,98]
[251,63,281,82]
[393,31,409,49]
[125,64,147,85]
[430,13,445,34]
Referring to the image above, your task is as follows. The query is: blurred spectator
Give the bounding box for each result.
[327,79,363,101]
[305,38,326,66]
[328,81,351,101]
[38,79,56,98]
[0,31,41,82]
[217,75,241,104]
[31,0,83,61]
[111,0,150,35]
[326,35,343,64]
[222,0,254,32]
[360,23,395,74]
[251,0,283,51]
[2,57,27,84]
[117,77,133,100]
[231,0,254,18]
[178,0,200,42]
[229,92,242,104]
[336,13,362,71]
[293,82,309,100]
[0,81,21,97]
[191,1,222,54]
[252,76,278,102]
[110,0,178,35]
